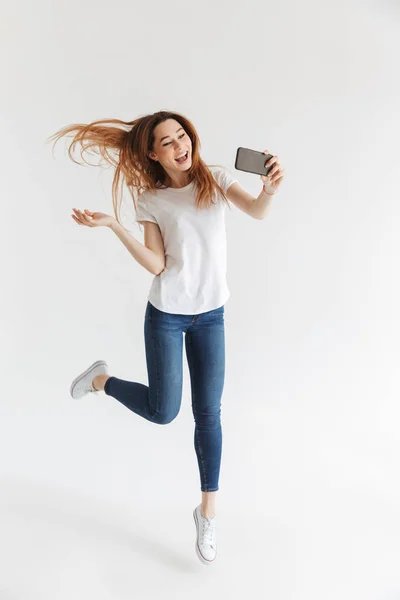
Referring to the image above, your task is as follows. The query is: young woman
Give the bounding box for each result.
[49,111,284,565]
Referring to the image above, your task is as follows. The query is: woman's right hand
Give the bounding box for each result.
[71,208,115,228]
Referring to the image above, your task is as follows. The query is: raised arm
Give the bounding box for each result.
[225,182,275,220]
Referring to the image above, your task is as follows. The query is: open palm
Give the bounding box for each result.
[71,208,114,228]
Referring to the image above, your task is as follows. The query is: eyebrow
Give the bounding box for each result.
[159,127,184,143]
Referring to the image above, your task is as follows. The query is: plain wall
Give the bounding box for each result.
[1,0,399,598]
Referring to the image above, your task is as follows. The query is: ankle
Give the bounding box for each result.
[92,374,110,392]
[201,507,216,519]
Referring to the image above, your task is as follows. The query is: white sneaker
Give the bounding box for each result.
[193,505,217,565]
[70,360,109,399]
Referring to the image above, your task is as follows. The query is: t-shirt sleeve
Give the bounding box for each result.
[215,166,239,193]
[135,197,158,224]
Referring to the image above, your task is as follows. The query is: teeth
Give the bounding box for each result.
[177,152,187,159]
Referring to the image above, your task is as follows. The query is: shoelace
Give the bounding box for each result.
[201,516,216,548]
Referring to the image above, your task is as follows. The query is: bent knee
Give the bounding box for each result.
[155,411,179,425]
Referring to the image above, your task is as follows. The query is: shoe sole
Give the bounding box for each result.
[193,508,217,566]
[70,360,108,399]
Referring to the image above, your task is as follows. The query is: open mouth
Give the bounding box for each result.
[175,151,189,164]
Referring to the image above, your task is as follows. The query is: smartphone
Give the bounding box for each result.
[235,147,274,176]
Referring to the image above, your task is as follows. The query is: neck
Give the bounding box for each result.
[165,170,192,189]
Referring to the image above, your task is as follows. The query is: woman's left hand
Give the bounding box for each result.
[260,150,285,195]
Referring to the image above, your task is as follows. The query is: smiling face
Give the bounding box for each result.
[148,118,193,179]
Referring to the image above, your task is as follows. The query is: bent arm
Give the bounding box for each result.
[226,182,274,219]
[109,220,165,275]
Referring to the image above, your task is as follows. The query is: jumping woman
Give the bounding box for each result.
[48,110,284,565]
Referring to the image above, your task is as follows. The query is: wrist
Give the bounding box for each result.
[262,187,277,196]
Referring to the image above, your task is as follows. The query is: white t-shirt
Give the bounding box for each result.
[135,165,239,315]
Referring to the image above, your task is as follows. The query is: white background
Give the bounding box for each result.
[1,0,400,597]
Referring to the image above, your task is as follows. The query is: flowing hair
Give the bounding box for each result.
[47,110,230,227]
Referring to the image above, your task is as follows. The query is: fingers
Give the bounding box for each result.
[72,208,92,226]
[265,154,278,168]
[261,166,284,183]
[269,165,284,180]
[72,208,83,225]
[261,150,285,190]
[264,153,284,181]
[264,153,279,178]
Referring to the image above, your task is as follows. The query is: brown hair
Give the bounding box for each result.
[47,110,230,227]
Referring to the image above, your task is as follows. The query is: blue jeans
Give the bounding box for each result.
[104,300,226,492]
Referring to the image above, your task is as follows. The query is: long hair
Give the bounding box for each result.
[47,110,230,227]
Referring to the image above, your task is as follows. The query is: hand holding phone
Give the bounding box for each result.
[235,147,274,176]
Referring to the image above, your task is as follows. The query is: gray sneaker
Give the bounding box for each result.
[70,360,109,399]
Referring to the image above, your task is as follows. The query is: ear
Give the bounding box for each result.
[148,152,158,162]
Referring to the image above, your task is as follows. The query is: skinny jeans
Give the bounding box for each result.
[104,300,225,492]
